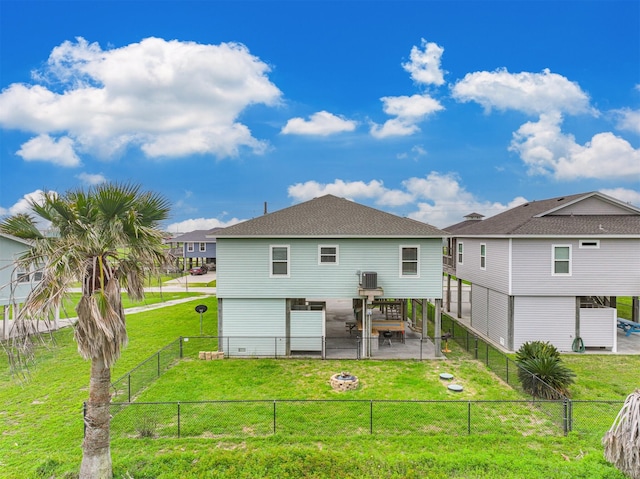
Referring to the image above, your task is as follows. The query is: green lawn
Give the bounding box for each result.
[0,296,634,479]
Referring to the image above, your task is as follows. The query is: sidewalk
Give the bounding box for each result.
[2,282,216,339]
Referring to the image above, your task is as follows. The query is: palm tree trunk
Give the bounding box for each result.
[79,357,112,479]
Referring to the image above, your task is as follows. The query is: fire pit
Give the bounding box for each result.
[330,372,359,391]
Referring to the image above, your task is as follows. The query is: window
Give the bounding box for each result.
[579,239,600,249]
[480,243,486,270]
[400,246,419,276]
[187,242,194,252]
[199,242,206,252]
[457,242,464,265]
[16,268,30,283]
[270,245,290,277]
[553,245,571,275]
[318,245,338,265]
[32,271,44,282]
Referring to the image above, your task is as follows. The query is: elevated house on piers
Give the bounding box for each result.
[443,191,640,353]
[215,194,447,358]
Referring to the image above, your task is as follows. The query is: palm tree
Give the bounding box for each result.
[0,183,170,479]
[603,389,640,479]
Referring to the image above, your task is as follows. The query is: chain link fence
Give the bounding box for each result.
[111,338,182,403]
[105,398,567,439]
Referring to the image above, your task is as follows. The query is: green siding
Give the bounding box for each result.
[217,238,443,299]
[221,298,286,356]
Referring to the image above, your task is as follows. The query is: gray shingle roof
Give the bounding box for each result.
[445,192,640,236]
[216,195,446,237]
[172,228,219,242]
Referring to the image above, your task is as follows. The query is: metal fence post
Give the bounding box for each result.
[128,373,131,402]
[83,402,87,438]
[468,401,471,435]
[506,357,509,384]
[179,336,183,359]
[370,400,373,435]
[563,398,568,435]
[177,402,181,438]
[322,336,326,360]
[273,400,277,434]
[474,336,479,359]
[157,352,161,378]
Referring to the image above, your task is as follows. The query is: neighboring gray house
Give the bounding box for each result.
[215,194,447,358]
[443,192,640,353]
[169,228,221,270]
[0,233,42,338]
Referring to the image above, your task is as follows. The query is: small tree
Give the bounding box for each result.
[603,390,640,479]
[515,341,575,399]
[0,183,170,479]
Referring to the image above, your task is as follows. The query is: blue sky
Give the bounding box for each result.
[1,0,638,232]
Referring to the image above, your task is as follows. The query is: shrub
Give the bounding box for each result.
[516,341,575,399]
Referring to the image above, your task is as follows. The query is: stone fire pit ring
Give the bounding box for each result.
[330,372,359,391]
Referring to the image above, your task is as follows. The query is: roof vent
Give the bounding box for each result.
[557,197,565,201]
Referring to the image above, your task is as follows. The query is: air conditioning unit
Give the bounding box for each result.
[361,272,378,289]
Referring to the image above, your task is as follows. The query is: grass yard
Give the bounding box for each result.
[0,296,635,479]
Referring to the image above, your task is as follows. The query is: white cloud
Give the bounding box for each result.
[287,173,528,227]
[402,39,446,86]
[165,217,244,234]
[16,134,81,167]
[600,188,640,208]
[0,190,49,220]
[281,111,357,136]
[370,94,444,138]
[612,108,640,134]
[76,172,107,185]
[452,68,592,115]
[509,113,640,180]
[0,37,282,162]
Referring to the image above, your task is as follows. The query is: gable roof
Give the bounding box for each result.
[445,192,640,237]
[172,228,220,242]
[216,194,446,238]
[0,232,33,247]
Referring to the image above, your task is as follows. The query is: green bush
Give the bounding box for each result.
[516,341,575,399]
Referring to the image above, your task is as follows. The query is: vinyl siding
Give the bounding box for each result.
[290,309,324,351]
[455,238,510,294]
[487,290,509,348]
[183,242,216,259]
[217,237,443,299]
[471,285,488,335]
[513,296,575,352]
[0,236,36,305]
[579,307,616,350]
[221,298,286,356]
[548,197,632,215]
[512,238,640,296]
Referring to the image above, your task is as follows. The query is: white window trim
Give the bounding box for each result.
[199,242,206,252]
[16,267,30,283]
[579,239,600,249]
[480,243,486,270]
[457,242,464,265]
[186,242,194,252]
[318,244,339,265]
[552,244,572,276]
[270,244,290,278]
[399,245,420,278]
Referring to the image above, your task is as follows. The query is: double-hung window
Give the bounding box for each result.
[319,245,338,265]
[186,242,194,253]
[199,242,206,252]
[16,267,30,283]
[271,245,290,277]
[480,243,486,270]
[400,246,419,277]
[552,245,571,275]
[457,242,464,265]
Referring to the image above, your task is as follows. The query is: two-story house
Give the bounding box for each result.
[169,228,221,271]
[443,192,640,353]
[215,194,447,358]
[0,233,42,339]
